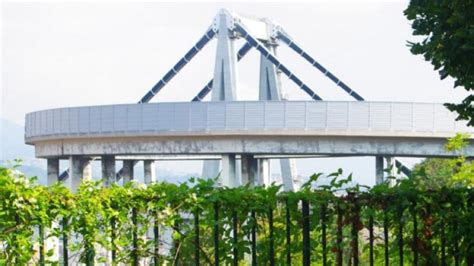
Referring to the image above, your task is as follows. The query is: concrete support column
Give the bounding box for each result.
[258,159,271,186]
[101,155,116,187]
[46,158,60,261]
[47,158,59,186]
[375,156,384,185]
[385,156,396,186]
[385,157,396,177]
[280,158,296,191]
[122,160,135,183]
[241,154,258,186]
[221,154,237,187]
[66,156,92,193]
[144,160,156,184]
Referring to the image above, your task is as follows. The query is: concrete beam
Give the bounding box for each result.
[33,135,473,158]
[144,160,156,184]
[122,160,135,183]
[101,155,116,187]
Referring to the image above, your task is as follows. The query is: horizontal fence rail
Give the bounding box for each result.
[25,101,472,141]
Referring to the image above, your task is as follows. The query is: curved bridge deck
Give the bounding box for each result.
[25,101,473,158]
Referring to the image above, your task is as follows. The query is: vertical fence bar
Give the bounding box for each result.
[337,203,343,266]
[411,200,418,266]
[39,224,45,266]
[111,216,116,263]
[62,217,68,266]
[398,205,404,266]
[321,203,327,266]
[351,196,359,266]
[453,219,459,266]
[384,203,389,266]
[154,211,160,266]
[251,210,257,266]
[369,212,374,266]
[233,210,238,266]
[441,218,446,266]
[214,202,219,266]
[132,208,138,266]
[195,211,200,266]
[302,200,310,266]
[426,203,433,266]
[269,207,275,266]
[286,199,291,265]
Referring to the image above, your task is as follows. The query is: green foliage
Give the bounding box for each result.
[404,0,474,126]
[1,166,473,265]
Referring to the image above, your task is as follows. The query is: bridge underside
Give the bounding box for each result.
[34,135,471,159]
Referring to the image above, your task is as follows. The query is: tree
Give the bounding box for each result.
[411,158,454,189]
[404,0,474,126]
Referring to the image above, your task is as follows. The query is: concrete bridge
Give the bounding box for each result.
[25,100,473,189]
[24,9,474,192]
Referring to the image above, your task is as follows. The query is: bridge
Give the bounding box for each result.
[25,9,473,191]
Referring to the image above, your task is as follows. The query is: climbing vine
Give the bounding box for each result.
[1,165,473,265]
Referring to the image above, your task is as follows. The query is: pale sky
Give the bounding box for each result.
[1,2,467,185]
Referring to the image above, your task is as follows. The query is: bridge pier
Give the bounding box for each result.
[375,156,384,185]
[47,158,59,186]
[144,160,156,184]
[241,154,258,186]
[66,156,91,193]
[258,158,271,186]
[102,155,116,187]
[122,160,135,183]
[221,154,237,187]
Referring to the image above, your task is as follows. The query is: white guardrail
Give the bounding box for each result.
[25,101,472,141]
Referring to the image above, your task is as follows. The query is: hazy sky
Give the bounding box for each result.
[1,2,467,185]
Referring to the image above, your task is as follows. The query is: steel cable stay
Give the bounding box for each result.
[276,30,365,101]
[139,28,217,104]
[234,23,322,101]
[277,29,411,176]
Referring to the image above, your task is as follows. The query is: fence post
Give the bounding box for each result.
[154,210,160,266]
[351,195,359,266]
[214,202,219,266]
[411,200,418,266]
[337,203,343,266]
[111,216,116,263]
[302,199,310,266]
[369,211,374,266]
[383,201,389,266]
[233,210,238,266]
[285,199,291,265]
[321,203,327,266]
[62,217,69,266]
[39,224,45,266]
[269,207,275,266]
[251,210,257,266]
[398,204,404,266]
[132,207,138,266]
[195,211,200,266]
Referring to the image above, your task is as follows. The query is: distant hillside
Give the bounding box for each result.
[1,118,35,160]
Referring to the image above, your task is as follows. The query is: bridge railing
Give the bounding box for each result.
[25,101,472,141]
